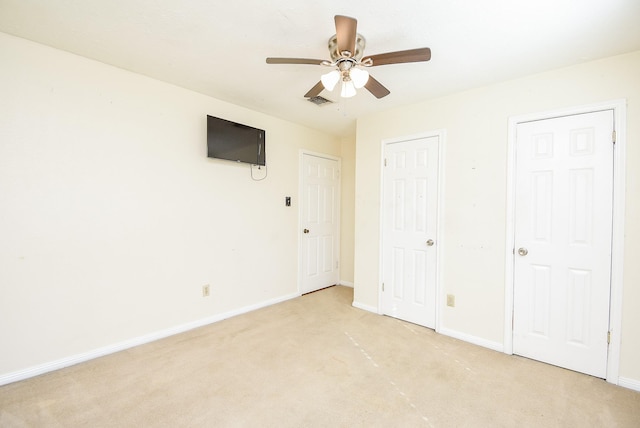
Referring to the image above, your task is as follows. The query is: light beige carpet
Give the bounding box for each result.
[1,285,639,427]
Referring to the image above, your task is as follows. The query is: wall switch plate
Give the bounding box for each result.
[447,294,455,307]
[203,284,210,297]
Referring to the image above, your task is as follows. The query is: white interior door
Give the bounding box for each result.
[300,153,340,294]
[381,136,439,328]
[513,110,614,378]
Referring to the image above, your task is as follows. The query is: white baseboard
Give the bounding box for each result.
[618,376,640,392]
[339,280,354,288]
[0,292,300,386]
[439,329,640,391]
[438,327,504,353]
[352,300,379,314]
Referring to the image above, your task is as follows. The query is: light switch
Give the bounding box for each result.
[285,196,291,207]
[447,294,455,307]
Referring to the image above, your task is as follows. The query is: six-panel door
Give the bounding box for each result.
[513,110,614,378]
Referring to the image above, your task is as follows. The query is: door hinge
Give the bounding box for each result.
[382,282,385,291]
[612,130,616,144]
[607,331,611,344]
[384,158,387,167]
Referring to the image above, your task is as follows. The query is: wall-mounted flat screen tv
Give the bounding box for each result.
[207,115,265,166]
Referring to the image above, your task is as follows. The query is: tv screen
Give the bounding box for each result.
[207,115,266,166]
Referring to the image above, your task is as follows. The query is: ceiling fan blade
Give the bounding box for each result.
[266,57,326,65]
[304,81,325,98]
[364,75,391,99]
[335,15,357,57]
[363,48,431,66]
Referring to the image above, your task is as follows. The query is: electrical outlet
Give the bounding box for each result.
[447,294,455,307]
[202,284,210,297]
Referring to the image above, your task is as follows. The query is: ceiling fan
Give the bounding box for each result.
[266,15,431,99]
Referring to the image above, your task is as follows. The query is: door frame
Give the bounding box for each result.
[504,100,626,384]
[378,129,446,332]
[298,150,342,295]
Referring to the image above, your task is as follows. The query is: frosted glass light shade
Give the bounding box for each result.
[320,70,340,91]
[341,80,357,98]
[349,67,369,89]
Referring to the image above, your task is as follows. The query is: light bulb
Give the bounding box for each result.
[320,70,340,91]
[349,67,369,89]
[341,80,356,98]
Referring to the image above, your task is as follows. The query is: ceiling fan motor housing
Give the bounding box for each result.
[328,33,366,61]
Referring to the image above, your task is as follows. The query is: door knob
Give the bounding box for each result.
[518,247,528,256]
[303,229,309,234]
[426,239,435,246]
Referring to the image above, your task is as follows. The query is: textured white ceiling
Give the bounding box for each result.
[1,0,639,136]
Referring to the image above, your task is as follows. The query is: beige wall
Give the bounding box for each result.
[354,50,640,383]
[0,33,341,378]
[340,135,356,286]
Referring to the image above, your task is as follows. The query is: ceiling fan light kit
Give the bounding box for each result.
[266,15,431,100]
[321,66,369,97]
[321,70,340,91]
[341,80,357,98]
[349,67,369,88]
